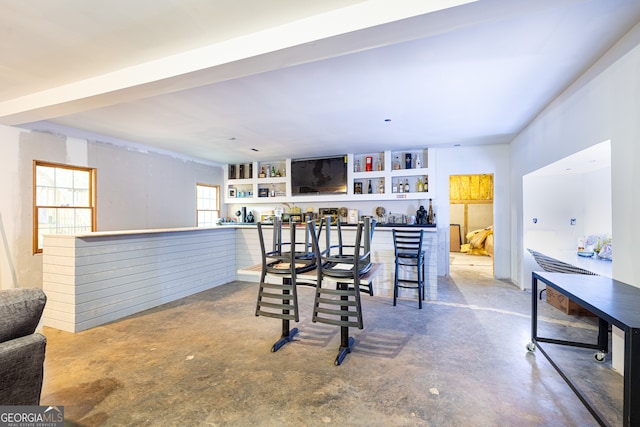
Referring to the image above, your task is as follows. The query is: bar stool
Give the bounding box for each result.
[311,217,374,365]
[255,218,319,352]
[392,229,425,309]
[320,217,376,295]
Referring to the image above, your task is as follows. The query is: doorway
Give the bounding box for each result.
[449,174,494,274]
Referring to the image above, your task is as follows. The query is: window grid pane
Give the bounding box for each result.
[35,163,95,252]
[36,165,91,208]
[196,184,219,227]
[37,207,92,248]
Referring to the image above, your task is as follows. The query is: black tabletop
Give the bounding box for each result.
[534,272,640,329]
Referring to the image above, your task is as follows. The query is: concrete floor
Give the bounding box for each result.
[41,254,623,426]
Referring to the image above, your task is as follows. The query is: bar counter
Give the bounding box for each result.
[42,224,438,333]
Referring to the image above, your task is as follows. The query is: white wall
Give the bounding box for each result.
[0,125,224,290]
[436,144,511,278]
[523,165,612,286]
[511,22,640,287]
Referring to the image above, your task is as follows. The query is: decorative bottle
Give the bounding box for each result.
[356,160,361,172]
[416,155,421,169]
[394,156,400,170]
[417,177,424,192]
[404,178,409,193]
[367,180,373,194]
[427,199,435,224]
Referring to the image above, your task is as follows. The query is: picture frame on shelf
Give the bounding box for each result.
[228,188,236,198]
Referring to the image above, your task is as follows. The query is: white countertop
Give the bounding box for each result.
[47,226,223,238]
[50,222,438,239]
[530,248,612,277]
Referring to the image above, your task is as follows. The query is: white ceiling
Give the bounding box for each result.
[2,0,639,165]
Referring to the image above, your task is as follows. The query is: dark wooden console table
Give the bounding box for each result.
[529,271,640,427]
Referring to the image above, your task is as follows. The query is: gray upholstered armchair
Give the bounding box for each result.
[0,288,47,405]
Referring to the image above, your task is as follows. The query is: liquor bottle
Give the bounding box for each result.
[376,157,382,171]
[427,198,435,224]
[365,156,373,171]
[367,180,372,194]
[378,179,384,194]
[397,179,403,193]
[404,178,409,193]
[259,166,266,178]
[405,153,412,169]
[270,184,276,197]
[416,155,421,169]
[394,156,400,170]
[417,177,424,192]
[271,166,276,177]
[356,160,361,172]
[424,175,429,192]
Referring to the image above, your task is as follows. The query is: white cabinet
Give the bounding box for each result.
[224,149,435,203]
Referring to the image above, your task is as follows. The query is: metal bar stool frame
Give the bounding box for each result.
[392,229,425,309]
[255,218,319,352]
[311,217,374,365]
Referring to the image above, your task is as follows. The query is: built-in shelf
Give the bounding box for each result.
[224,149,436,203]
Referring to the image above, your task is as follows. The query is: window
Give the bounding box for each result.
[34,161,96,253]
[196,184,219,227]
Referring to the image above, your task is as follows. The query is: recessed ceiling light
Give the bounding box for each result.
[454,144,461,147]
[229,137,236,141]
[384,119,392,122]
[251,148,259,152]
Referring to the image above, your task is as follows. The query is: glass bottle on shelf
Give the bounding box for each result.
[405,154,412,169]
[366,156,373,171]
[271,166,276,177]
[427,198,435,224]
[356,160,361,172]
[424,175,429,192]
[398,178,403,193]
[416,155,421,169]
[259,166,266,178]
[376,157,382,171]
[394,156,400,170]
[404,178,409,193]
[270,184,275,197]
[378,179,384,194]
[417,177,424,192]
[367,180,372,194]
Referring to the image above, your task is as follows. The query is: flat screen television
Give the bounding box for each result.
[291,155,347,196]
